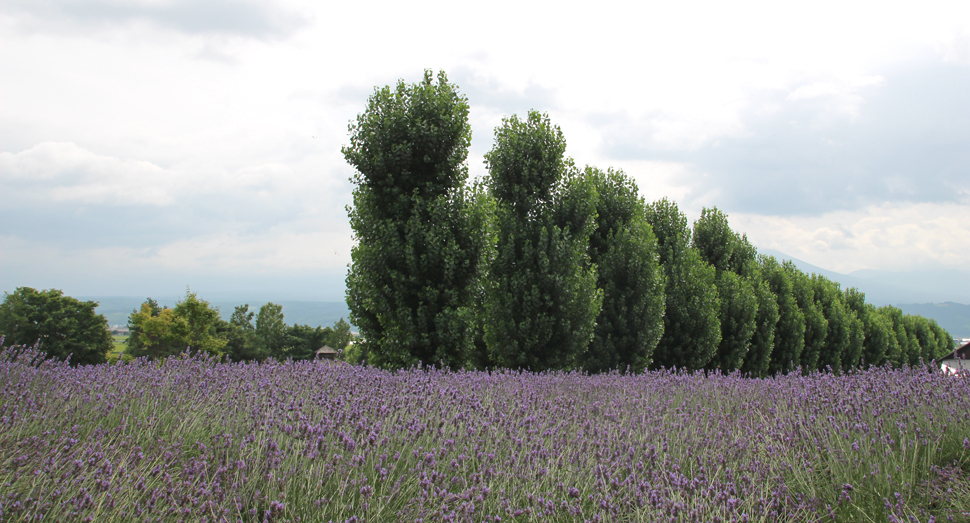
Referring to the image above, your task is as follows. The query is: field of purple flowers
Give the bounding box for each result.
[1,347,969,522]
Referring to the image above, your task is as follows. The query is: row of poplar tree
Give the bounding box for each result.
[345,71,954,375]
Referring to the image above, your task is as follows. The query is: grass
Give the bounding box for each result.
[107,335,127,362]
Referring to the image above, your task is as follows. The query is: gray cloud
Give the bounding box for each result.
[451,68,560,118]
[599,62,970,215]
[0,143,351,249]
[328,68,560,124]
[0,193,299,250]
[3,0,308,39]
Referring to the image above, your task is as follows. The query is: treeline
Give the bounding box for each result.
[0,286,355,365]
[124,292,355,362]
[344,70,954,374]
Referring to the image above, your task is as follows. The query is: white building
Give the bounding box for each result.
[940,341,970,376]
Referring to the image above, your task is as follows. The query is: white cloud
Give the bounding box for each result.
[3,0,970,297]
[0,141,354,257]
[0,142,179,205]
[610,160,700,209]
[0,142,350,212]
[599,61,970,219]
[733,201,970,273]
[938,26,970,65]
[2,0,309,39]
[0,234,350,299]
[146,230,352,271]
[786,75,884,122]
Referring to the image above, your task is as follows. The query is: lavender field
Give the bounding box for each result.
[1,348,968,522]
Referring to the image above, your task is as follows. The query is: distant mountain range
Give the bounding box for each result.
[761,249,970,339]
[891,302,970,342]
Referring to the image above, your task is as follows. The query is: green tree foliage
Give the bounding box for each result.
[328,318,354,353]
[126,297,162,355]
[255,302,287,359]
[344,70,486,369]
[127,305,180,359]
[730,240,759,277]
[830,288,865,371]
[217,321,264,362]
[691,207,758,276]
[901,315,950,366]
[647,197,690,263]
[285,324,330,360]
[903,314,936,365]
[231,304,255,331]
[483,111,602,371]
[877,306,906,367]
[785,262,827,372]
[901,318,921,366]
[459,183,498,370]
[761,256,806,375]
[336,70,952,375]
[892,307,923,366]
[741,277,779,377]
[128,290,226,360]
[844,289,890,367]
[577,167,664,373]
[693,207,738,273]
[645,198,720,371]
[930,321,954,359]
[866,307,895,368]
[692,207,765,374]
[878,310,901,367]
[706,271,757,372]
[844,307,865,370]
[176,291,228,355]
[811,276,851,373]
[216,304,265,362]
[0,287,112,365]
[286,318,355,361]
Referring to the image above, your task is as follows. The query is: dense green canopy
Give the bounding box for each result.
[0,287,112,365]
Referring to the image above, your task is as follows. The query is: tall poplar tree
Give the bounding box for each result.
[483,111,601,371]
[692,207,761,373]
[812,275,850,373]
[875,308,902,367]
[741,277,779,377]
[930,321,954,359]
[577,167,665,373]
[761,256,805,375]
[344,70,487,368]
[645,198,720,371]
[879,305,909,367]
[707,270,757,372]
[786,262,827,372]
[844,290,890,367]
[903,315,947,366]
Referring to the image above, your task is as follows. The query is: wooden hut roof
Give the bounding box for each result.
[941,341,970,361]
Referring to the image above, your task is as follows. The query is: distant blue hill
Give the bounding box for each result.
[894,302,970,342]
[83,296,353,331]
[759,249,970,338]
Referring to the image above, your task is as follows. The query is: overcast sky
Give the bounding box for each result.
[2,0,969,301]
